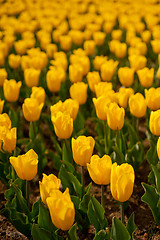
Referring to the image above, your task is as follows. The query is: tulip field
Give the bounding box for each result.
[1,0,160,239]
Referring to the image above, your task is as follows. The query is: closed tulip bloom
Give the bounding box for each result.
[151,40,160,54]
[70,82,88,105]
[101,60,119,82]
[93,32,106,46]
[14,40,27,55]
[63,98,79,120]
[117,88,134,109]
[84,40,96,56]
[93,55,108,71]
[50,101,65,118]
[110,162,135,202]
[95,82,112,98]
[8,54,21,69]
[10,149,38,180]
[72,135,95,166]
[69,30,84,46]
[157,137,160,160]
[69,64,84,83]
[22,98,44,122]
[0,99,4,114]
[129,55,147,72]
[118,67,134,87]
[111,29,122,40]
[3,79,22,102]
[39,173,61,205]
[0,68,7,86]
[46,188,75,231]
[60,35,72,51]
[24,68,40,88]
[87,71,101,92]
[2,127,16,153]
[87,155,112,185]
[141,30,151,43]
[137,68,154,88]
[52,112,73,139]
[149,110,160,136]
[46,69,62,93]
[114,42,127,59]
[93,96,111,121]
[136,42,147,56]
[129,93,147,118]
[106,102,125,130]
[145,88,160,110]
[157,67,160,80]
[31,87,45,105]
[0,113,11,129]
[46,44,58,58]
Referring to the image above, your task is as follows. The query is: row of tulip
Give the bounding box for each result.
[0,0,160,239]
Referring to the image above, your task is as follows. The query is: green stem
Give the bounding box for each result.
[26,180,30,207]
[120,202,124,224]
[104,121,108,154]
[81,166,85,196]
[101,185,105,209]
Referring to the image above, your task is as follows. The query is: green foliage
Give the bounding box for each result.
[112,217,130,240]
[126,213,137,240]
[147,140,159,166]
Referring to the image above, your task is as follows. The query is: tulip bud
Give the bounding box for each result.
[129,93,147,118]
[93,96,111,121]
[137,67,154,88]
[93,31,106,46]
[3,79,22,102]
[51,112,73,139]
[39,173,61,205]
[31,87,46,105]
[149,110,160,136]
[10,149,38,180]
[69,64,84,83]
[151,40,160,54]
[95,82,112,98]
[24,68,40,88]
[2,127,16,153]
[114,42,127,59]
[72,135,95,166]
[46,188,75,231]
[70,82,88,105]
[145,88,160,110]
[111,29,122,40]
[141,30,151,43]
[110,162,135,202]
[157,137,160,160]
[0,68,7,86]
[0,113,11,128]
[117,88,134,109]
[93,55,107,71]
[118,67,134,87]
[87,71,101,92]
[46,69,62,93]
[0,99,4,114]
[84,40,96,56]
[101,60,119,82]
[106,102,125,130]
[22,98,44,122]
[87,155,112,185]
[63,98,79,120]
[60,35,72,51]
[8,54,21,69]
[129,54,147,72]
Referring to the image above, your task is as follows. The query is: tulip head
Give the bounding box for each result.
[10,149,38,180]
[118,67,134,87]
[93,96,111,121]
[3,79,22,102]
[117,88,134,109]
[8,54,21,69]
[70,82,88,105]
[22,98,44,122]
[87,154,112,185]
[145,88,160,110]
[24,68,40,88]
[72,135,95,166]
[137,67,154,88]
[129,93,147,118]
[101,60,119,82]
[110,162,135,202]
[31,86,46,105]
[149,110,160,136]
[87,71,101,92]
[0,68,7,86]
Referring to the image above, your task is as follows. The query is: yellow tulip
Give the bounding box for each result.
[0,68,7,86]
[10,149,38,180]
[8,54,21,69]
[114,42,127,59]
[110,162,135,202]
[46,188,75,231]
[87,155,112,185]
[129,55,147,72]
[46,44,58,58]
[151,40,160,54]
[60,35,72,51]
[157,137,160,160]
[93,31,106,46]
[51,112,73,139]
[70,82,88,105]
[87,71,101,92]
[69,64,84,83]
[93,96,111,121]
[31,87,46,105]
[95,82,112,98]
[93,55,108,71]
[118,67,134,87]
[2,127,16,153]
[129,93,147,118]
[111,29,122,40]
[0,113,11,129]
[101,60,119,82]
[46,69,62,93]
[72,135,95,166]
[3,79,22,102]
[39,173,61,205]
[0,99,4,114]
[63,98,79,120]
[117,88,134,109]
[22,98,44,122]
[149,110,160,136]
[24,68,40,88]
[145,88,160,110]
[141,30,151,43]
[106,102,125,130]
[157,67,160,80]
[84,40,96,56]
[137,67,154,88]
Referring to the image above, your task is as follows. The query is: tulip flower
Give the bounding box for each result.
[70,82,88,105]
[8,54,21,69]
[22,98,44,122]
[93,55,108,71]
[10,149,38,180]
[145,88,160,110]
[118,67,134,87]
[93,31,106,46]
[31,87,46,105]
[1,127,16,153]
[129,54,147,72]
[0,68,7,86]
[3,79,22,102]
[106,102,125,131]
[117,88,134,109]
[87,71,101,92]
[69,63,84,83]
[59,35,72,51]
[39,173,61,205]
[51,112,73,139]
[84,40,96,56]
[46,188,75,231]
[63,99,79,120]
[93,96,111,121]
[0,99,4,114]
[24,68,40,88]
[149,110,160,136]
[94,82,112,98]
[137,67,154,88]
[46,69,62,93]
[101,60,119,82]
[129,93,147,118]
[0,113,11,129]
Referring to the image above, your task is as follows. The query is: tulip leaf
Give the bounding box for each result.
[87,196,108,232]
[147,140,159,166]
[85,182,92,195]
[112,146,125,165]
[73,111,85,135]
[47,151,62,171]
[112,217,130,240]
[71,196,81,209]
[38,200,56,231]
[126,213,137,240]
[126,142,144,169]
[29,121,35,141]
[141,182,160,226]
[31,199,39,220]
[151,165,160,192]
[31,224,52,240]
[62,140,74,164]
[116,129,126,155]
[67,172,82,198]
[67,223,78,240]
[93,230,107,240]
[79,193,91,213]
[126,122,139,147]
